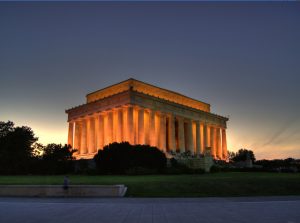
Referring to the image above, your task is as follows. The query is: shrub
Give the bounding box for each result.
[94,142,167,174]
[37,144,76,174]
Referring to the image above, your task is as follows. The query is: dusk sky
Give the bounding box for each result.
[1,1,299,159]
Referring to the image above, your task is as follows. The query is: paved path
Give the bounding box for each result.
[0,196,300,223]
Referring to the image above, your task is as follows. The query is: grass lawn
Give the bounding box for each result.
[0,172,299,197]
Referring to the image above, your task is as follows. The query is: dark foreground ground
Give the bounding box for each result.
[0,196,300,223]
[0,172,300,197]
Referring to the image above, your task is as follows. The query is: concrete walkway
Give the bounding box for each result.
[0,196,300,223]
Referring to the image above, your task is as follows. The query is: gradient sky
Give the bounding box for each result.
[1,1,299,159]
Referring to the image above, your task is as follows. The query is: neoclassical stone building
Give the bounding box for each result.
[66,79,228,160]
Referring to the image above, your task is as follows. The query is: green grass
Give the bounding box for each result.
[0,172,300,197]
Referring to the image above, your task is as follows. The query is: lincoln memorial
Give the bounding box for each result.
[66,79,229,160]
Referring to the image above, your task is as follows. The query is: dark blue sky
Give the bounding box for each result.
[1,2,299,159]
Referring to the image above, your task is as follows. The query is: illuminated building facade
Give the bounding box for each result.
[66,79,229,160]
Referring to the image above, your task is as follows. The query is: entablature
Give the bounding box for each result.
[66,89,228,128]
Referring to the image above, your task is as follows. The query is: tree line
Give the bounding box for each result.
[0,121,167,175]
[0,121,76,174]
[1,121,299,174]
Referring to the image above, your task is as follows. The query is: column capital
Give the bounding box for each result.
[92,112,101,118]
[155,110,166,116]
[159,112,167,117]
[144,108,152,113]
[209,124,217,129]
[86,114,95,119]
[77,117,88,122]
[176,115,184,121]
[167,112,173,117]
[194,120,201,124]
[122,104,134,108]
[135,106,145,111]
[167,113,176,123]
[101,110,111,115]
[111,107,120,112]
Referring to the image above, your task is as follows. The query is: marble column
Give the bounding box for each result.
[154,112,160,148]
[138,108,145,145]
[68,122,74,148]
[112,109,118,142]
[144,110,150,145]
[94,114,101,151]
[168,114,176,152]
[87,116,95,154]
[222,128,227,160]
[187,119,194,154]
[74,120,81,153]
[122,107,128,143]
[98,114,104,149]
[216,127,222,159]
[80,118,87,154]
[203,123,209,150]
[117,108,123,142]
[177,116,185,153]
[103,112,113,146]
[193,122,196,153]
[107,111,113,145]
[133,107,138,144]
[149,109,156,147]
[159,113,166,152]
[103,113,108,146]
[200,122,204,154]
[210,126,216,158]
[213,127,217,158]
[195,121,201,155]
[126,106,134,145]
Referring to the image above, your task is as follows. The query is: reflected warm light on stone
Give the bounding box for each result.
[65,79,229,160]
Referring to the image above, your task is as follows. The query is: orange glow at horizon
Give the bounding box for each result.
[7,115,299,160]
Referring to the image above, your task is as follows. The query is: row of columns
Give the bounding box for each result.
[68,106,227,159]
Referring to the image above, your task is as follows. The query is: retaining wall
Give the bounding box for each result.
[0,185,127,197]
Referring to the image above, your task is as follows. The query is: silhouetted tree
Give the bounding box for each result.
[227,151,236,161]
[0,121,37,174]
[42,144,76,161]
[230,148,256,163]
[94,142,167,174]
[256,158,299,171]
[0,121,14,138]
[39,144,77,174]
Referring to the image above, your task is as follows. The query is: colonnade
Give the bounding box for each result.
[68,105,227,159]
